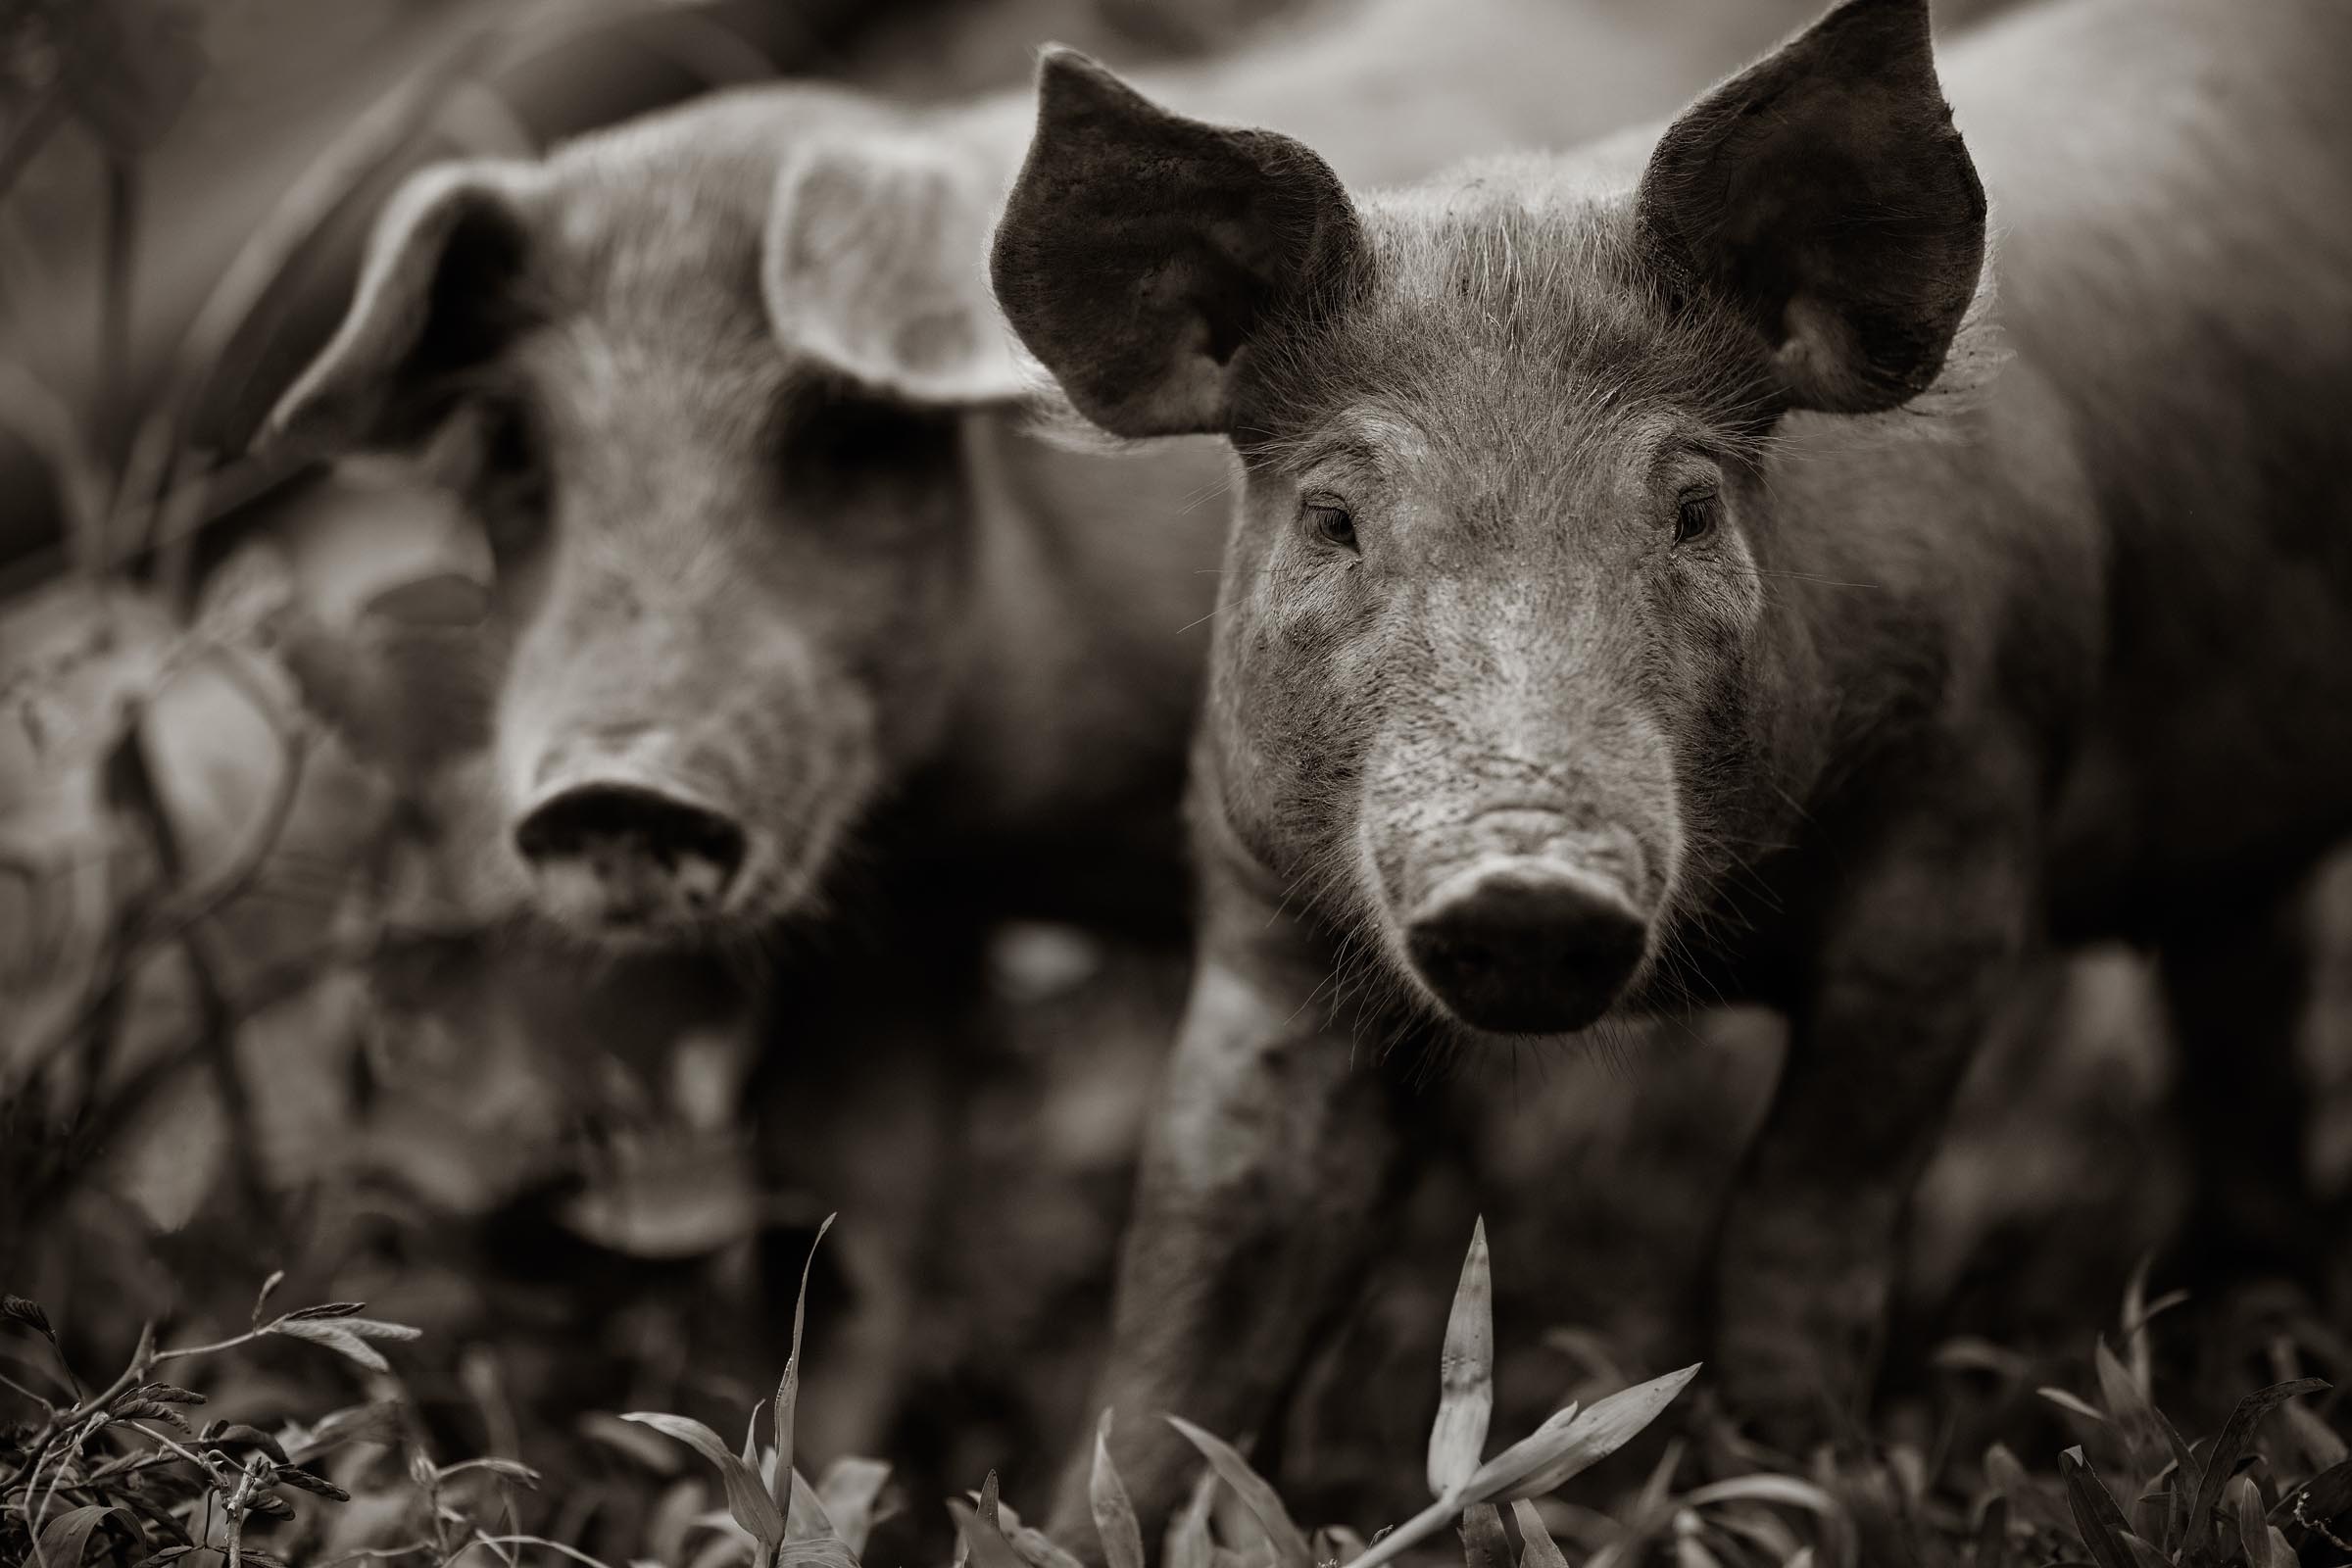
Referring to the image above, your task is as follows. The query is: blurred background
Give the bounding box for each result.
[4,2,2350,1565]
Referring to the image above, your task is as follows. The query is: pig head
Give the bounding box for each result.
[993,14,1983,1038]
[270,96,1032,947]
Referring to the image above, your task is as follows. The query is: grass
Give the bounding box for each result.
[7,1212,2349,1566]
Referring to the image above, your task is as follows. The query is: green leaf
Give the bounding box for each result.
[1508,1501,1568,1568]
[1164,1456,1220,1568]
[2183,1379,2328,1560]
[622,1411,785,1550]
[816,1457,891,1555]
[1467,1365,1700,1502]
[3,1295,55,1338]
[1430,1219,1495,1500]
[2092,1339,2170,1480]
[1457,1503,1509,1568]
[36,1504,137,1565]
[2230,1475,2272,1568]
[773,1213,835,1518]
[2058,1447,2140,1568]
[1091,1412,1147,1568]
[1165,1416,1314,1568]
[952,1498,1032,1568]
[789,1467,836,1543]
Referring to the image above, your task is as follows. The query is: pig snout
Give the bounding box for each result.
[512,760,747,936]
[1402,858,1648,1033]
[1371,794,1669,1036]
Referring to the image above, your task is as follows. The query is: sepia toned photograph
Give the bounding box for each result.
[4,0,2350,1563]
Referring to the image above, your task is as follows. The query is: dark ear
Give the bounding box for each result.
[989,47,1360,438]
[262,161,540,455]
[1636,0,1984,414]
[763,132,1027,404]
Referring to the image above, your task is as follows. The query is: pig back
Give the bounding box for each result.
[1944,0,2352,923]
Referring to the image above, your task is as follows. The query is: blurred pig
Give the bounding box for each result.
[992,0,2352,1532]
[265,0,1935,952]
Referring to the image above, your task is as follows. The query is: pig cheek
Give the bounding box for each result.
[1640,536,1766,905]
[1224,557,1385,888]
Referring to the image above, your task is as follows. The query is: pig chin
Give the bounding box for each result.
[1361,808,1669,1038]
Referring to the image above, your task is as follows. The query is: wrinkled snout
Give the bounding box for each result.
[1402,857,1648,1033]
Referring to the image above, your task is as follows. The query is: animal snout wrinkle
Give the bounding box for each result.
[1402,858,1647,1034]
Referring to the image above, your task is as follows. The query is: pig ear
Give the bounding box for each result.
[264,161,540,454]
[989,47,1361,438]
[1635,0,1984,414]
[762,133,1028,405]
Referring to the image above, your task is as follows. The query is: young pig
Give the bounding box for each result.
[263,0,1850,953]
[991,0,2352,1532]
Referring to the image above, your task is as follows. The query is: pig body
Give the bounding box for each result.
[991,0,2352,1535]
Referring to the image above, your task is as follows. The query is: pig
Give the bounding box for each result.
[990,0,2352,1536]
[262,0,1919,954]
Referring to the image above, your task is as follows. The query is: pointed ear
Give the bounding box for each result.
[989,47,1361,438]
[1636,0,1984,414]
[763,132,1028,405]
[263,161,541,455]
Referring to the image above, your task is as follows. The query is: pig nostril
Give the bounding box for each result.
[514,785,748,895]
[1403,861,1648,1035]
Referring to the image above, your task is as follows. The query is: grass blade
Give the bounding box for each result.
[1092,1411,1147,1568]
[1165,1416,1314,1568]
[1509,1501,1569,1568]
[1430,1219,1495,1499]
[772,1213,837,1517]
[816,1457,891,1555]
[2183,1379,2328,1559]
[623,1412,784,1551]
[1458,1502,1510,1568]
[2058,1447,2139,1568]
[952,1498,1031,1568]
[1469,1365,1700,1502]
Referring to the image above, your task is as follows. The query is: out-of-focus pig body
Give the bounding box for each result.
[990,0,2352,1535]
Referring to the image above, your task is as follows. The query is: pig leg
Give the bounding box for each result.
[1048,865,1414,1550]
[1711,789,2035,1451]
[2156,879,2321,1285]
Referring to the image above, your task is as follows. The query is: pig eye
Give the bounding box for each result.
[1305,499,1357,552]
[1673,490,1720,547]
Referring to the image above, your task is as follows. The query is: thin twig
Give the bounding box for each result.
[148,1328,270,1370]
